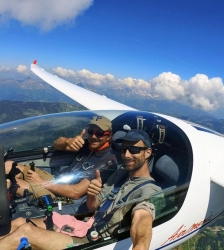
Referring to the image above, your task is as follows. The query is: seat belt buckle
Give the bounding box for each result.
[107,192,117,200]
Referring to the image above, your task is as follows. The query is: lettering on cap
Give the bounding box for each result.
[96,116,102,121]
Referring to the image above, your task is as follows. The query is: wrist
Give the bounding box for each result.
[40,179,50,188]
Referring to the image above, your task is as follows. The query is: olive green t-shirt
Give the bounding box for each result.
[95,169,162,238]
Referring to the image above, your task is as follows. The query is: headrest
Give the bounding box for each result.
[111,131,127,151]
[112,131,127,142]
[154,155,188,186]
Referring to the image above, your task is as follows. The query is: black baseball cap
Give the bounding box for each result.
[115,129,151,148]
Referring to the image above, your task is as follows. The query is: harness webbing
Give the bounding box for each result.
[69,150,112,174]
[95,172,128,213]
[93,175,156,232]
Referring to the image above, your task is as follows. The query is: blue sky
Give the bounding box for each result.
[0,0,224,116]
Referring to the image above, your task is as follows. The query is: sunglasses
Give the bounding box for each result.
[87,128,110,138]
[120,146,147,154]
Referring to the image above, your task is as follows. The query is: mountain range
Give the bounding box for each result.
[0,77,224,134]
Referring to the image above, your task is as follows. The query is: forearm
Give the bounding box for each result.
[53,137,69,150]
[40,181,86,199]
[86,195,100,212]
[131,211,152,250]
[54,137,81,152]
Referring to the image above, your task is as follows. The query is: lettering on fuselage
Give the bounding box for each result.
[161,213,214,246]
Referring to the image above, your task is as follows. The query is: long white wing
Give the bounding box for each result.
[30,61,135,111]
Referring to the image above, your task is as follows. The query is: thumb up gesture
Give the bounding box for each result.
[95,169,102,184]
[66,129,86,151]
[87,170,102,197]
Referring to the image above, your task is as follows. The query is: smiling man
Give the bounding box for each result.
[5,116,118,201]
[84,129,162,249]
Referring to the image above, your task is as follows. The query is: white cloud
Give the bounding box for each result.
[145,72,224,111]
[150,72,185,100]
[0,0,94,31]
[17,64,29,74]
[185,74,224,110]
[10,64,223,112]
[53,67,76,78]
[188,94,216,110]
[52,66,224,111]
[0,66,10,71]
[118,77,150,89]
[53,67,116,86]
[54,67,150,89]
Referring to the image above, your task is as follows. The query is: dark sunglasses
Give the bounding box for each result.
[88,128,110,138]
[120,146,147,154]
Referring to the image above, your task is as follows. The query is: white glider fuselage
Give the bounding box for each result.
[150,115,224,249]
[1,61,222,249]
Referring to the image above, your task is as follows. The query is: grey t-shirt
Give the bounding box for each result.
[95,169,162,237]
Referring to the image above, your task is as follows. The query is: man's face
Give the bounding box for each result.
[121,140,151,172]
[87,125,112,150]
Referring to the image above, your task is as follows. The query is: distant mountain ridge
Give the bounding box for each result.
[0,100,80,124]
[0,77,211,116]
[0,77,224,133]
[0,77,76,104]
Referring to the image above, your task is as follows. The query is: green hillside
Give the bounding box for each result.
[0,100,82,124]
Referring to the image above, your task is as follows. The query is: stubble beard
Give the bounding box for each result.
[123,158,145,173]
[89,138,102,149]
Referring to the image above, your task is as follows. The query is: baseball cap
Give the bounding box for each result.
[115,129,151,148]
[88,116,112,131]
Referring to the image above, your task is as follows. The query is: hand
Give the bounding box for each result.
[87,170,102,197]
[66,129,86,151]
[6,179,11,189]
[26,170,45,184]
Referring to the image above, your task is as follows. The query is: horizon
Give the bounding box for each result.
[0,0,224,118]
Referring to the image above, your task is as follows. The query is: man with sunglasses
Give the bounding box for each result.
[0,129,161,250]
[83,129,162,249]
[5,116,118,203]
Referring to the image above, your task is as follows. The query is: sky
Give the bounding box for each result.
[0,0,224,117]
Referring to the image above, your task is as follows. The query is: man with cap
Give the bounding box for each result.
[1,129,161,250]
[84,129,162,249]
[5,115,118,201]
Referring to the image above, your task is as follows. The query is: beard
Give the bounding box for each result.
[88,138,101,147]
[89,138,101,143]
[123,157,145,172]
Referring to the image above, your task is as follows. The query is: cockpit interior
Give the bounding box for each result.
[0,110,193,249]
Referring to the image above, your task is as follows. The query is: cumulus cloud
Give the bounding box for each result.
[0,0,94,31]
[185,74,224,110]
[150,72,224,111]
[0,66,10,71]
[52,66,224,111]
[17,64,29,75]
[118,77,150,89]
[53,67,115,86]
[53,67,76,78]
[150,72,185,100]
[9,63,222,111]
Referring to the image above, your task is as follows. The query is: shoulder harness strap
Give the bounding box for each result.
[94,179,156,232]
